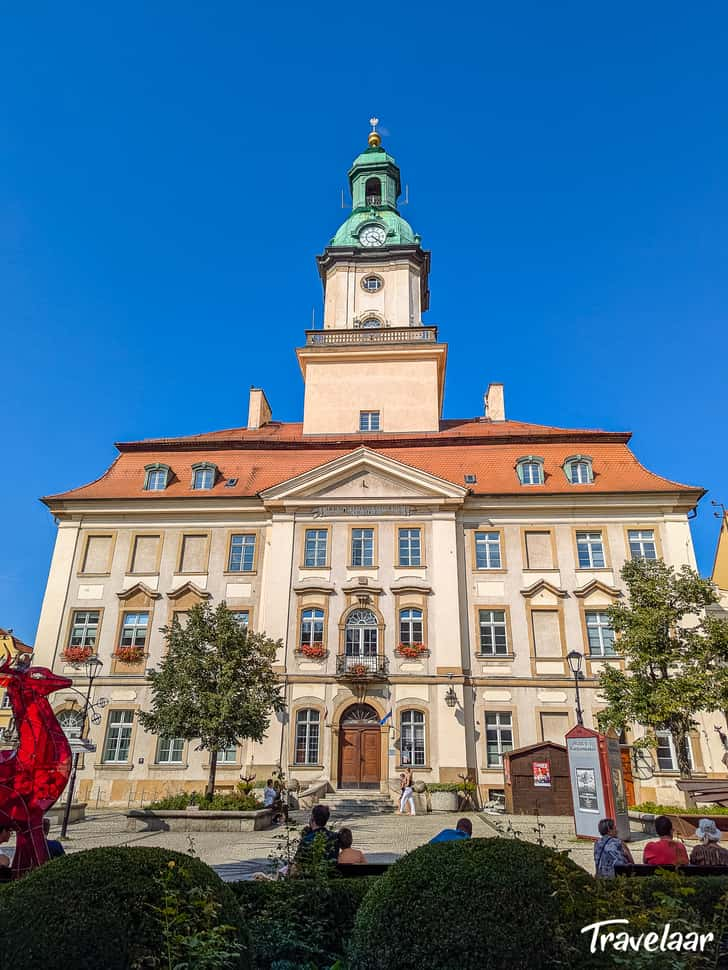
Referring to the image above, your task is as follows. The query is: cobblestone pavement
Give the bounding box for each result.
[43,809,659,880]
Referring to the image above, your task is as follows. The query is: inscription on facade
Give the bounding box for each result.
[312,505,418,518]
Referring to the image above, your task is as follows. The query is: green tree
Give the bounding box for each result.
[596,559,723,777]
[138,603,285,797]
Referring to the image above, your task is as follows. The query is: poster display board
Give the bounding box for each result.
[566,725,630,840]
[533,762,551,787]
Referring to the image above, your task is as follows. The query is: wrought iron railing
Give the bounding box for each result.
[366,195,382,206]
[306,326,437,347]
[336,654,389,678]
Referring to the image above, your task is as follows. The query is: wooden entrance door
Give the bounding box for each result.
[338,704,381,789]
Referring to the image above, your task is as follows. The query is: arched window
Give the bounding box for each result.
[563,455,593,485]
[399,608,423,646]
[516,456,544,486]
[400,709,425,767]
[365,177,382,206]
[192,462,217,490]
[361,275,383,292]
[344,609,378,672]
[58,709,84,741]
[144,463,170,491]
[294,708,320,765]
[300,608,325,648]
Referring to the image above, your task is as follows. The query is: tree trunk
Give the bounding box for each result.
[206,749,218,798]
[675,729,692,778]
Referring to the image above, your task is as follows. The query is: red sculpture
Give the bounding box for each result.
[0,649,73,877]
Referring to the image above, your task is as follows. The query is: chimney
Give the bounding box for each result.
[247,387,272,430]
[484,383,505,422]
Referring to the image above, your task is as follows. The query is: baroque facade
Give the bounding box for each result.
[32,125,722,808]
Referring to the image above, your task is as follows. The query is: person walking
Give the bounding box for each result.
[594,818,633,877]
[643,815,689,866]
[397,767,415,816]
[689,818,728,866]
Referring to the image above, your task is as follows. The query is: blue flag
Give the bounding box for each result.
[379,711,392,725]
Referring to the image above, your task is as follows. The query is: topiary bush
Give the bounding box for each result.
[347,837,593,970]
[232,877,376,969]
[0,846,250,970]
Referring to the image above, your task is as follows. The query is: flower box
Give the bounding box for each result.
[350,664,370,678]
[397,642,427,659]
[298,644,328,660]
[61,646,94,664]
[113,645,145,665]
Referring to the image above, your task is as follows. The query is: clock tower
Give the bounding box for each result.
[298,122,447,435]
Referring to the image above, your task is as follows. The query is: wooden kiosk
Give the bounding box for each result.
[503,741,573,815]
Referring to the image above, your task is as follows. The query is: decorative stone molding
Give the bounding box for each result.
[520,579,569,599]
[117,582,162,601]
[572,580,622,599]
[166,581,212,601]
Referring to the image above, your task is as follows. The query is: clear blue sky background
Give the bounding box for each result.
[1,3,726,642]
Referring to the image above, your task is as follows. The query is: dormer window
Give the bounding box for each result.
[144,463,170,491]
[516,456,544,486]
[192,462,217,490]
[365,177,382,206]
[563,455,593,485]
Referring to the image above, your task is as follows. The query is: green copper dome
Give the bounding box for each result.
[329,140,421,249]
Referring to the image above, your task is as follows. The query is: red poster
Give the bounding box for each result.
[533,761,551,787]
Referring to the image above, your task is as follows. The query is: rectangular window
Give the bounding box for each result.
[351,528,374,567]
[398,528,422,567]
[129,534,161,574]
[69,610,100,649]
[475,531,502,569]
[576,531,605,569]
[524,530,554,569]
[540,712,570,744]
[217,744,238,764]
[304,529,328,568]
[294,710,320,765]
[655,731,694,772]
[585,611,616,656]
[628,529,657,560]
[230,610,249,628]
[478,610,508,655]
[1,692,10,709]
[193,467,214,490]
[485,712,513,767]
[400,711,426,767]
[157,737,184,764]
[531,610,562,658]
[102,710,134,763]
[359,411,380,432]
[119,611,149,648]
[179,534,208,573]
[80,534,113,574]
[228,534,256,572]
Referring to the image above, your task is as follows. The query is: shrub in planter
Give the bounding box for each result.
[347,838,592,970]
[146,789,261,811]
[0,846,250,970]
[232,877,376,969]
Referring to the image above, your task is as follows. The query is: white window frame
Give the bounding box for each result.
[144,465,169,491]
[655,730,694,772]
[228,533,256,572]
[230,610,249,628]
[361,275,383,292]
[304,529,328,568]
[517,457,544,485]
[398,527,422,567]
[102,710,134,763]
[119,611,149,648]
[294,709,320,765]
[400,709,426,767]
[157,737,185,765]
[485,712,513,768]
[300,608,325,648]
[478,609,508,656]
[399,608,423,645]
[475,531,502,569]
[628,529,657,560]
[192,466,215,490]
[359,411,381,432]
[217,744,238,764]
[351,528,374,567]
[69,610,100,649]
[576,531,605,569]
[585,610,616,656]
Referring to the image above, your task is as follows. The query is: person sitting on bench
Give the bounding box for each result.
[337,827,367,864]
[689,818,728,866]
[643,815,689,866]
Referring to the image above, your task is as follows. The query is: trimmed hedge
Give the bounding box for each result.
[347,838,593,970]
[0,846,250,970]
[232,877,376,969]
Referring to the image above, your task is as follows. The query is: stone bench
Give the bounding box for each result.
[125,808,274,832]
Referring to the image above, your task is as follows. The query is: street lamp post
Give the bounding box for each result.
[566,650,585,727]
[60,655,103,839]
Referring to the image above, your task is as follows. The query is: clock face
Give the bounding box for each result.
[359,224,386,248]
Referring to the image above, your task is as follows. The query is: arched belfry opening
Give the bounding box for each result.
[365,177,382,206]
[337,702,382,789]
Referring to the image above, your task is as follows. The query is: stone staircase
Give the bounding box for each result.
[320,789,395,817]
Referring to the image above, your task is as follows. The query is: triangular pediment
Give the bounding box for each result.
[260,447,467,506]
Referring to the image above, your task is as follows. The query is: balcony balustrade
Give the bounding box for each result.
[335,653,389,680]
[305,326,437,347]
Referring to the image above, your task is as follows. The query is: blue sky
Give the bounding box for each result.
[1,3,726,642]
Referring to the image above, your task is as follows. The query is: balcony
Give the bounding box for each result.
[305,326,438,347]
[336,654,389,681]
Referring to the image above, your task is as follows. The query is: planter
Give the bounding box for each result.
[125,807,275,833]
[113,647,145,664]
[429,790,458,812]
[61,648,93,664]
[629,811,728,840]
[45,802,87,825]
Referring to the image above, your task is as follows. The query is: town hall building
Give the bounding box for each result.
[32,124,720,808]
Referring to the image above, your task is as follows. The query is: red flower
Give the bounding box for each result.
[61,646,93,664]
[299,643,327,659]
[114,645,145,664]
[398,642,426,658]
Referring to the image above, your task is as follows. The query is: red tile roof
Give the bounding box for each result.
[0,628,33,654]
[42,418,702,503]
